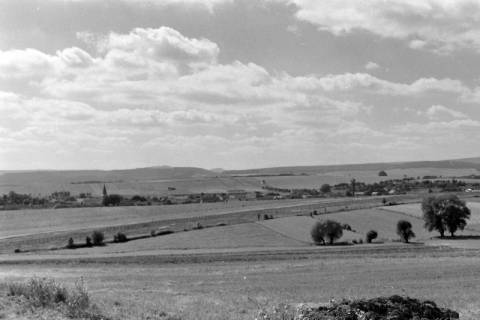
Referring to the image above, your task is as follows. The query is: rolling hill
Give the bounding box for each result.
[2,157,480,196]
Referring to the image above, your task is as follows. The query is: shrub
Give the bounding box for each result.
[14,248,21,253]
[113,232,128,243]
[263,214,270,220]
[85,236,92,247]
[366,230,378,243]
[151,230,157,237]
[91,231,104,246]
[7,278,68,308]
[7,278,106,319]
[342,223,352,231]
[67,237,75,249]
[397,220,415,243]
[311,220,343,245]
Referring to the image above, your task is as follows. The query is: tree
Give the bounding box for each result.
[378,170,388,176]
[366,230,378,243]
[311,220,343,245]
[397,220,415,243]
[320,184,331,194]
[91,231,104,246]
[102,194,123,206]
[422,195,470,238]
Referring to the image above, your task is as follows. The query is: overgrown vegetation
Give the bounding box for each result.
[7,277,107,319]
[257,295,459,320]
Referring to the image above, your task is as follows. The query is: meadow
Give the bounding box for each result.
[1,195,479,319]
[1,252,479,319]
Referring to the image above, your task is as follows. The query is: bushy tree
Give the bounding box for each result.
[397,220,415,243]
[311,220,343,245]
[366,230,378,243]
[422,195,470,238]
[102,194,123,206]
[91,231,104,246]
[320,184,331,194]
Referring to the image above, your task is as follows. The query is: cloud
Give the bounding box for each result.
[285,73,468,96]
[279,0,480,54]
[1,25,479,169]
[46,0,232,11]
[425,105,467,120]
[364,61,380,70]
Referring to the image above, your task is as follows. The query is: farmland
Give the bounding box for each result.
[1,252,480,319]
[0,191,480,319]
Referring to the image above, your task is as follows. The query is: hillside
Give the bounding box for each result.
[2,157,480,196]
[225,158,480,175]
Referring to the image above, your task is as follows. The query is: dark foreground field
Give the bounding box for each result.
[0,246,479,320]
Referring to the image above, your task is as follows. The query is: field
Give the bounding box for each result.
[0,198,337,240]
[382,201,480,230]
[263,167,480,189]
[1,196,480,319]
[2,165,479,196]
[1,253,480,319]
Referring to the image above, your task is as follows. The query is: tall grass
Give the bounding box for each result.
[7,277,107,319]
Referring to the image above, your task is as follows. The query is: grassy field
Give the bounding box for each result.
[0,198,339,240]
[263,167,480,189]
[0,196,415,254]
[0,252,479,319]
[382,201,480,230]
[259,216,360,243]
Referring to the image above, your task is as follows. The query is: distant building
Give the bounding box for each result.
[227,189,247,200]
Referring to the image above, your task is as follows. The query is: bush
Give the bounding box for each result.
[257,296,459,320]
[397,220,415,243]
[342,223,352,231]
[91,231,104,246]
[85,236,92,247]
[7,278,105,319]
[151,229,157,237]
[311,220,343,245]
[67,237,75,249]
[7,278,68,308]
[113,232,128,243]
[366,230,378,243]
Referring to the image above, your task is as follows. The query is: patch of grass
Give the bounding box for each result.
[7,277,108,319]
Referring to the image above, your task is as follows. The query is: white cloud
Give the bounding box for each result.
[364,61,379,70]
[279,0,480,54]
[425,105,467,120]
[1,25,479,169]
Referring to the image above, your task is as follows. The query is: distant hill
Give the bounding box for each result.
[0,167,216,195]
[2,157,480,196]
[224,158,480,176]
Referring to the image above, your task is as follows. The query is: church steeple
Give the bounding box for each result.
[102,184,108,197]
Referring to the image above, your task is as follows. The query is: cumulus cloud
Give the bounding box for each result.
[425,105,467,120]
[279,0,480,54]
[364,61,380,70]
[1,25,478,169]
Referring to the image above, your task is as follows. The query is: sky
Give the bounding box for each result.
[1,0,480,170]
